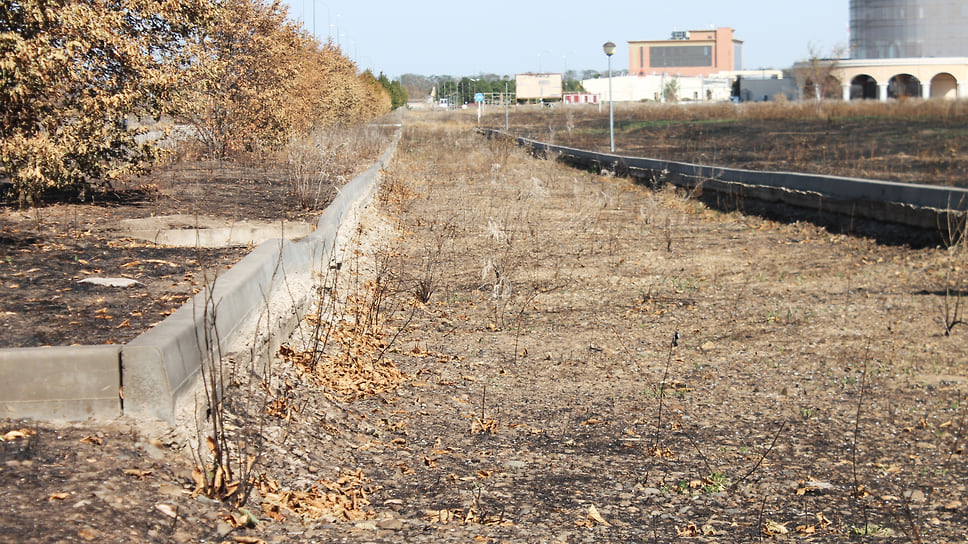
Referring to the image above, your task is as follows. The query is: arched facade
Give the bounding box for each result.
[827,2,968,101]
[795,58,968,101]
[931,73,959,98]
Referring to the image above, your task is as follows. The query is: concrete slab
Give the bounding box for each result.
[118,215,314,248]
[0,345,121,420]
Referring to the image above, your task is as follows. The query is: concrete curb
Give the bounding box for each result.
[1,130,400,422]
[483,129,968,231]
[0,346,121,420]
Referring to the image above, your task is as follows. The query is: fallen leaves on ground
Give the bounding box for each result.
[259,470,376,523]
[471,417,498,434]
[279,309,407,401]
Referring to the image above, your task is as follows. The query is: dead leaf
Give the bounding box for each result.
[155,503,178,518]
[1,428,36,441]
[471,417,498,434]
[817,512,832,527]
[676,523,699,537]
[852,484,871,498]
[647,446,674,458]
[586,504,610,527]
[48,492,70,501]
[124,468,152,480]
[763,519,789,535]
[77,527,99,541]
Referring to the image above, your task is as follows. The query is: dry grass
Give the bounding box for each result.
[474,99,968,186]
[326,114,968,541]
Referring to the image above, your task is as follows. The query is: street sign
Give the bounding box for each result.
[474,93,484,103]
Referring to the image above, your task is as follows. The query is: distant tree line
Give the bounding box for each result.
[377,72,409,109]
[400,70,605,102]
[0,0,403,204]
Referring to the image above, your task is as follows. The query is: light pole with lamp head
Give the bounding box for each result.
[603,41,616,152]
[504,76,510,130]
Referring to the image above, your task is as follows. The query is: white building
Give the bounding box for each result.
[581,74,733,103]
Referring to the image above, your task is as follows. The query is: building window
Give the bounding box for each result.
[650,45,712,67]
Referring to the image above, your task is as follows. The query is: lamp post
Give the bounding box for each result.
[504,76,510,130]
[313,1,331,39]
[603,41,616,152]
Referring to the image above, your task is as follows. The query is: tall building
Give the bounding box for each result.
[850,0,968,59]
[811,0,968,100]
[627,28,742,78]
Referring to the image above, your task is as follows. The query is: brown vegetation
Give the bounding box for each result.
[497,99,968,187]
[4,116,967,542]
[0,0,392,204]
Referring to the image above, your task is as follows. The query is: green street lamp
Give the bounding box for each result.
[603,41,616,152]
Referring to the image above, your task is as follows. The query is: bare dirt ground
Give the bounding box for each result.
[2,113,968,543]
[0,127,391,347]
[508,101,968,187]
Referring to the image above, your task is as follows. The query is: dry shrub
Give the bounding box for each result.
[1,0,393,203]
[285,125,392,210]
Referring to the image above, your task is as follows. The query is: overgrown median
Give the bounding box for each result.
[270,117,968,541]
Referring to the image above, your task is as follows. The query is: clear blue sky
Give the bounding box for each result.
[284,1,849,78]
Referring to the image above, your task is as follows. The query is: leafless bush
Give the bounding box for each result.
[285,133,341,210]
[939,211,967,335]
[413,216,459,303]
[190,251,268,509]
[286,126,393,210]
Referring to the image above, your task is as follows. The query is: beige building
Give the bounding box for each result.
[836,58,966,100]
[797,56,968,101]
[797,1,968,100]
[514,73,563,103]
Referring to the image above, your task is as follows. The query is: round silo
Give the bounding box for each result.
[850,0,968,59]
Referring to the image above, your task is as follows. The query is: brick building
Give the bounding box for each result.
[628,27,742,78]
